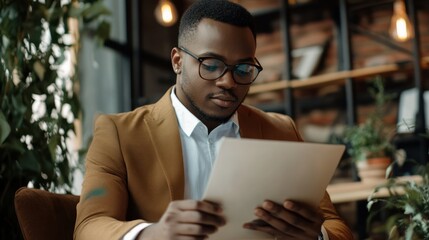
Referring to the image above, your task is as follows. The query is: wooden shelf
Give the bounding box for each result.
[327,175,422,204]
[249,57,429,95]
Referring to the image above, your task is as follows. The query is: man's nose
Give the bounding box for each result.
[215,70,237,89]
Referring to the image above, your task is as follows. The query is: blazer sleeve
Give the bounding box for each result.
[320,192,354,239]
[74,115,145,240]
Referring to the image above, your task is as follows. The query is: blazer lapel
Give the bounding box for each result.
[145,88,185,201]
[237,105,263,139]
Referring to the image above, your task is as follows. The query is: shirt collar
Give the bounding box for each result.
[170,86,239,137]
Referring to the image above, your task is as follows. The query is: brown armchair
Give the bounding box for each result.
[14,187,80,240]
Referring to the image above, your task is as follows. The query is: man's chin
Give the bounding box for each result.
[201,111,234,124]
[190,99,237,124]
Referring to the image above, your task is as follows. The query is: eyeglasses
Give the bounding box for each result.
[178,47,263,85]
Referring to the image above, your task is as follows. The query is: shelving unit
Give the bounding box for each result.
[250,0,428,161]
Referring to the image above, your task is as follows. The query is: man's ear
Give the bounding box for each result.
[171,47,182,74]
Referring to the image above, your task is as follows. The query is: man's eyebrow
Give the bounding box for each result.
[200,51,255,63]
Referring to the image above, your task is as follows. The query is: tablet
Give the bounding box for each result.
[202,137,345,240]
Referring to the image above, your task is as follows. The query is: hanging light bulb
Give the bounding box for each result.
[154,0,178,27]
[389,0,414,42]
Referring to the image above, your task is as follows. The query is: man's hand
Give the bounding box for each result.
[139,200,226,240]
[243,200,323,240]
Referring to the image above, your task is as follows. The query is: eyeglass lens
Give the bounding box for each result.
[200,58,258,84]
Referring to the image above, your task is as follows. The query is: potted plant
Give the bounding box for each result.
[0,1,109,239]
[367,162,429,240]
[344,77,396,181]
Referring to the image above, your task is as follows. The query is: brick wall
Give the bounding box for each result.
[352,9,429,68]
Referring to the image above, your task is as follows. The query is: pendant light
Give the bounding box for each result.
[389,0,414,42]
[154,0,178,27]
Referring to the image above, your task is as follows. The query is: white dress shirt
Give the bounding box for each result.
[170,88,240,199]
[123,88,328,240]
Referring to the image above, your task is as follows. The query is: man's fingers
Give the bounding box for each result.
[151,200,226,239]
[260,201,306,227]
[282,201,321,224]
[172,200,226,226]
[261,200,321,226]
[179,210,226,226]
[172,200,223,215]
[253,207,303,235]
[251,200,321,237]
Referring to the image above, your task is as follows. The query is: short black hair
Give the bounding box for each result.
[178,0,256,46]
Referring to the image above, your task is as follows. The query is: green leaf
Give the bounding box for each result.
[404,203,416,215]
[18,151,41,173]
[47,2,63,22]
[0,110,11,144]
[1,139,26,154]
[28,26,43,50]
[48,134,60,162]
[82,1,111,22]
[95,20,110,44]
[11,94,26,115]
[405,222,416,240]
[54,50,66,65]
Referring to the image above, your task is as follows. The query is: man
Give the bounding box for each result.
[74,0,353,239]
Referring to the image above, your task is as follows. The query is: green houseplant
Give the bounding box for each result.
[0,0,109,239]
[368,162,429,240]
[344,77,396,181]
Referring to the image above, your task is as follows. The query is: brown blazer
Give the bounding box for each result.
[74,88,353,240]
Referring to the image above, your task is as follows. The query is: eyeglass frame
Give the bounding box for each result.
[178,46,263,85]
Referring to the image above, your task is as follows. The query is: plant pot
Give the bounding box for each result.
[356,157,391,182]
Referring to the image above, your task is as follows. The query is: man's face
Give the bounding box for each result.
[173,18,257,129]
